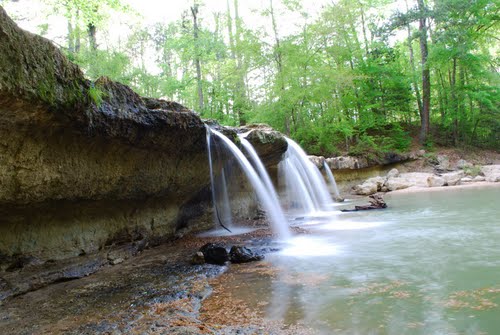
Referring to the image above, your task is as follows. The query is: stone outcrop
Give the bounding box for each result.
[353,165,498,195]
[323,152,418,171]
[0,7,217,296]
[482,165,500,182]
[241,124,288,167]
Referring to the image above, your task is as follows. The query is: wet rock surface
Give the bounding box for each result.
[199,243,230,265]
[229,246,265,263]
[0,228,286,335]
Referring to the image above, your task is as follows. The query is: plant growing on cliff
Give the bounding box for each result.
[88,85,105,107]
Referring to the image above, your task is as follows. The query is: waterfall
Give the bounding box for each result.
[323,161,341,200]
[206,127,233,231]
[278,138,333,214]
[206,127,290,239]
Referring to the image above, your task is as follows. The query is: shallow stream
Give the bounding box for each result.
[211,186,500,334]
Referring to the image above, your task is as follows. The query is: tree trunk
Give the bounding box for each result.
[269,0,288,134]
[87,23,97,50]
[233,0,246,125]
[405,0,423,118]
[191,3,204,112]
[417,0,430,144]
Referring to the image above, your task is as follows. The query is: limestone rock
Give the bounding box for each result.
[473,175,486,182]
[327,156,369,170]
[481,165,500,182]
[435,155,450,172]
[0,8,213,269]
[442,171,465,186]
[243,127,288,167]
[456,159,473,169]
[385,173,434,191]
[309,155,326,169]
[387,168,400,178]
[427,175,446,187]
[353,176,385,195]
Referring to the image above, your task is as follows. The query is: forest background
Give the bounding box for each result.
[3,0,499,157]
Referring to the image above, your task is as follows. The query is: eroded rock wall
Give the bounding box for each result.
[0,7,211,268]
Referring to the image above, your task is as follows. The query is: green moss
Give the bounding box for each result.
[37,79,56,105]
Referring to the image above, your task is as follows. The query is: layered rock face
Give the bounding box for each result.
[0,7,211,270]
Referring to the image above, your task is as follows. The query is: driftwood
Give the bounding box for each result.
[341,194,387,212]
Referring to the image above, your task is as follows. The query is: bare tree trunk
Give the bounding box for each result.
[405,0,422,118]
[417,0,430,144]
[87,23,97,50]
[269,0,288,134]
[233,0,246,125]
[75,9,81,52]
[191,3,204,112]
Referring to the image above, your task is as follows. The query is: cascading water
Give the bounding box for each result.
[239,136,276,196]
[323,161,341,200]
[278,138,333,214]
[206,127,234,231]
[206,127,290,239]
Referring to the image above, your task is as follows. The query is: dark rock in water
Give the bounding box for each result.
[191,252,205,265]
[229,246,264,263]
[199,243,229,265]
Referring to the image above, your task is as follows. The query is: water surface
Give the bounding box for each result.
[221,186,500,334]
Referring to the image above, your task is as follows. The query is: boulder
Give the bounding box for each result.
[481,165,500,182]
[242,126,288,167]
[442,171,465,186]
[435,155,451,172]
[326,156,369,170]
[199,243,229,265]
[353,176,385,195]
[308,155,326,169]
[385,177,413,191]
[456,159,473,170]
[473,175,486,182]
[229,246,264,263]
[385,173,434,191]
[191,251,205,265]
[387,168,399,178]
[427,175,446,187]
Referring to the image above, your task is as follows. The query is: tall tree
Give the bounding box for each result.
[191,2,204,112]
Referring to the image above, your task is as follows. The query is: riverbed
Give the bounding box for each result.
[202,185,500,334]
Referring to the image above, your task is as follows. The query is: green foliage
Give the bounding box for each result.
[11,0,498,154]
[88,85,105,107]
[463,165,482,177]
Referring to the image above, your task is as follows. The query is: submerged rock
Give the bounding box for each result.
[229,246,264,263]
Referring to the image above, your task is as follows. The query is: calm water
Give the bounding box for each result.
[224,186,500,334]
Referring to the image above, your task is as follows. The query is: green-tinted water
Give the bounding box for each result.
[226,186,500,334]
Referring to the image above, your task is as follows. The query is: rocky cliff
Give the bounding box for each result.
[0,7,291,300]
[0,6,216,293]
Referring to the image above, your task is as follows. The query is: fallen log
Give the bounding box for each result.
[341,194,387,212]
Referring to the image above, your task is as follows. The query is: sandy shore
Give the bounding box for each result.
[385,181,500,196]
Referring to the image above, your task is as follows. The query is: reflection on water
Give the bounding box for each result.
[222,186,500,334]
